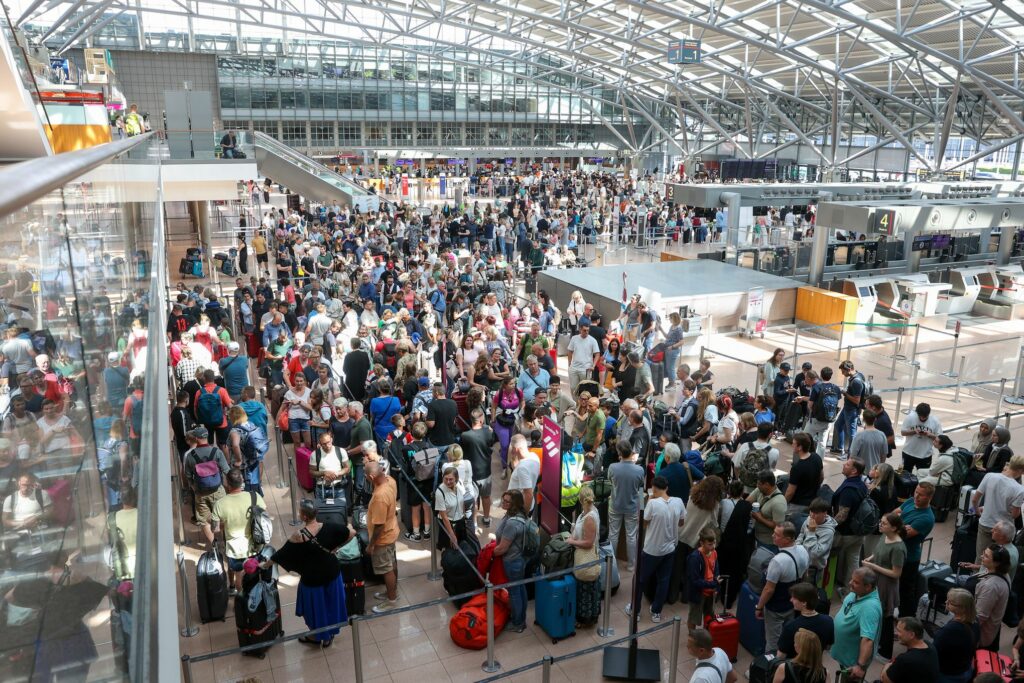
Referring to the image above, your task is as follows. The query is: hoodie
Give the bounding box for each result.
[796,515,838,570]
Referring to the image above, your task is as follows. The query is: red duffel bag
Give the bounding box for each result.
[449,588,510,650]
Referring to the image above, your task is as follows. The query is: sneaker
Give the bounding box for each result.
[482,516,491,527]
[403,531,422,543]
[651,611,662,623]
[836,452,849,461]
[371,600,397,614]
[373,591,394,601]
[228,588,238,597]
[422,529,431,540]
[624,603,632,616]
[506,623,527,633]
[626,564,635,573]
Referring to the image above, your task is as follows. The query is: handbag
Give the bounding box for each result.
[573,541,600,582]
[276,406,290,432]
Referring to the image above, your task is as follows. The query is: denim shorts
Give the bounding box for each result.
[227,556,246,572]
[289,417,310,432]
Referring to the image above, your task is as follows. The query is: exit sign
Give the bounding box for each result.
[668,40,702,64]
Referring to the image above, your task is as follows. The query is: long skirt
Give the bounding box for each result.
[295,573,348,642]
[576,577,602,625]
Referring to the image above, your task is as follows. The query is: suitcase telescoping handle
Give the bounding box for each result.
[923,537,933,563]
[717,574,729,614]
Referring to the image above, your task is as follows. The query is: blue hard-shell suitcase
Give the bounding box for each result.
[534,574,577,643]
[738,580,765,656]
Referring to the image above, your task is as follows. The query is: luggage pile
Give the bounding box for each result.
[179,247,204,278]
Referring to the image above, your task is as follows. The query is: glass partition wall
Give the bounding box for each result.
[0,137,171,682]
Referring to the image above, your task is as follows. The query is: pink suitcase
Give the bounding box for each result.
[295,445,315,492]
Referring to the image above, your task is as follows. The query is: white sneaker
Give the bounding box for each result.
[371,599,397,614]
[624,603,632,616]
[373,591,394,601]
[650,611,662,623]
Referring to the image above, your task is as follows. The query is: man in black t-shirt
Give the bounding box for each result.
[166,304,190,342]
[458,408,496,525]
[865,394,895,460]
[881,617,939,683]
[776,582,834,658]
[785,432,824,516]
[425,383,457,446]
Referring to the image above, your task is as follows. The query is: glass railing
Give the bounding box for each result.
[0,133,174,682]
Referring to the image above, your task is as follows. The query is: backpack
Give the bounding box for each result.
[739,445,772,488]
[236,422,269,469]
[847,491,881,536]
[97,438,125,474]
[853,372,872,403]
[128,395,144,436]
[949,447,973,489]
[540,531,574,573]
[815,383,842,423]
[191,446,223,491]
[409,445,443,482]
[381,340,398,371]
[247,490,273,552]
[196,386,224,426]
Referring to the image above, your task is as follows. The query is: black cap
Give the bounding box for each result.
[779,362,792,371]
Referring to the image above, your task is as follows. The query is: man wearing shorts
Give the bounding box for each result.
[210,468,265,595]
[366,459,399,614]
[183,427,229,545]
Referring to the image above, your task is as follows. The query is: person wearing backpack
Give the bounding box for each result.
[835,361,868,458]
[830,458,870,597]
[227,406,269,496]
[493,488,536,633]
[211,468,267,596]
[802,367,841,455]
[184,427,230,546]
[193,369,232,446]
[731,422,779,495]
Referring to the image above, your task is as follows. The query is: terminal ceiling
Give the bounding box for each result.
[11,0,1024,168]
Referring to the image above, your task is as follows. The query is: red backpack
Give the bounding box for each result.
[449,589,510,650]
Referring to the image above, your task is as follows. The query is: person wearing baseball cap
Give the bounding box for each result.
[772,361,795,412]
[183,425,229,544]
[220,341,248,403]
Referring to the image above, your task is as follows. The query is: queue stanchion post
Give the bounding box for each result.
[888,341,899,380]
[351,616,364,683]
[428,509,442,581]
[844,345,852,362]
[287,454,301,526]
[1013,345,1024,397]
[482,582,501,674]
[274,427,286,489]
[178,552,199,637]
[995,378,1007,418]
[953,356,966,403]
[945,321,961,377]
[1005,412,1013,429]
[910,323,921,362]
[598,551,616,637]
[905,364,919,414]
[835,322,845,362]
[894,387,905,420]
[792,326,800,359]
[181,655,194,683]
[542,655,553,683]
[668,616,682,683]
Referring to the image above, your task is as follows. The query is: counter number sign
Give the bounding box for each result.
[873,209,896,235]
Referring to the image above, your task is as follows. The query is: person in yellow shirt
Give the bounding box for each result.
[211,468,267,595]
[251,231,269,277]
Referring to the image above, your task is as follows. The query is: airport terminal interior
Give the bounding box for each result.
[3,1,1024,682]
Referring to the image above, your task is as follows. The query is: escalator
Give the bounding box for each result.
[250,131,385,211]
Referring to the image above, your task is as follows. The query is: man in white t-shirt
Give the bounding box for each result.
[971,454,1024,563]
[310,431,350,491]
[566,323,600,394]
[755,522,810,653]
[508,434,540,513]
[899,402,942,471]
[625,476,685,622]
[2,472,51,531]
[688,627,737,683]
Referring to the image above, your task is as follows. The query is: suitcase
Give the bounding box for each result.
[196,549,229,623]
[703,576,740,663]
[191,259,204,278]
[974,650,1013,680]
[179,257,191,275]
[534,575,577,643]
[916,539,953,600]
[951,515,978,567]
[738,580,765,656]
[916,593,953,635]
[442,540,483,606]
[234,575,282,655]
[398,475,416,534]
[748,654,783,683]
[747,545,775,594]
[339,552,366,616]
[895,471,918,500]
[294,445,315,492]
[46,479,74,525]
[932,485,957,523]
[955,484,975,528]
[315,495,347,527]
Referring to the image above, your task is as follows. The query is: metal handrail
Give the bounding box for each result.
[0,132,154,217]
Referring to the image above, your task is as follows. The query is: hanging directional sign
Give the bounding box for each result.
[668,40,702,64]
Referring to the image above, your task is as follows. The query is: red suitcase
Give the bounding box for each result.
[703,576,740,663]
[974,650,1012,681]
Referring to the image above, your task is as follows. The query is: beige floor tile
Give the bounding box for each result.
[324,639,389,680]
[388,660,453,683]
[376,631,440,673]
[271,653,333,682]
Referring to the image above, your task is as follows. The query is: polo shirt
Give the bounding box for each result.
[899,498,935,563]
[830,589,882,667]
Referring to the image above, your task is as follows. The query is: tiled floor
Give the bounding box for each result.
[172,206,1024,682]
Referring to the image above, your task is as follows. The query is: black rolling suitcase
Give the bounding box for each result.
[196,548,229,623]
[337,537,366,616]
[950,513,979,567]
[235,571,282,657]
[441,539,483,607]
[315,482,348,527]
[178,257,191,275]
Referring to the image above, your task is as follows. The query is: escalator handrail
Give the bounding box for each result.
[250,131,372,198]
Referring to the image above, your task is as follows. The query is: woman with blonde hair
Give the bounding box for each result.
[446,444,478,536]
[566,484,601,628]
[933,588,978,682]
[772,628,826,682]
[761,347,786,396]
[691,387,718,445]
[565,290,586,333]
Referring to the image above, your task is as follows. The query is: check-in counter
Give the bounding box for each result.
[976,267,1024,318]
[993,265,1024,305]
[893,274,951,322]
[934,267,986,315]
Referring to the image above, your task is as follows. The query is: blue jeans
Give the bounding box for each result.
[662,348,680,389]
[836,406,859,452]
[539,312,554,335]
[504,556,527,627]
[352,462,365,492]
[637,551,675,614]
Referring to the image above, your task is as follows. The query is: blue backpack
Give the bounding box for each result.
[196,386,224,426]
[236,422,269,469]
[128,395,144,435]
[816,383,842,423]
